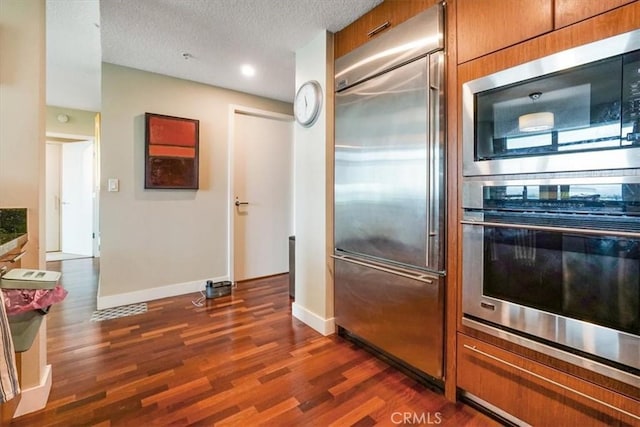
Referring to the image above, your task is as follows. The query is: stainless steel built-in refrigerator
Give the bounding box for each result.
[333,4,445,382]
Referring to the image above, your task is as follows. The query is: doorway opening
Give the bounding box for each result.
[46,133,99,262]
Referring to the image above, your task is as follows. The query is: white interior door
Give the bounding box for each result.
[61,141,94,256]
[46,143,61,252]
[232,111,293,282]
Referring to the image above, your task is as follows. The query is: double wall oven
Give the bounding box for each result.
[461,29,640,386]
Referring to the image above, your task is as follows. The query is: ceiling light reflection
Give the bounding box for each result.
[335,35,441,79]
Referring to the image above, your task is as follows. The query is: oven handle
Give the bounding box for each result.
[460,219,640,239]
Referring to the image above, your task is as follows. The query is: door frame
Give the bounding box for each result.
[227,105,294,283]
[45,142,62,252]
[45,131,99,257]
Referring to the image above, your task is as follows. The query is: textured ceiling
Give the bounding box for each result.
[46,0,383,111]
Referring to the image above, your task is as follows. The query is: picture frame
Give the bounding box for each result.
[145,113,199,189]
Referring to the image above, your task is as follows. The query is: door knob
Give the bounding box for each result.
[235,200,249,206]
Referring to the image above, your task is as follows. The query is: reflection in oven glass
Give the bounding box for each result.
[484,227,639,336]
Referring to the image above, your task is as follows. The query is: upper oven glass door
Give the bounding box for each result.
[462,28,640,176]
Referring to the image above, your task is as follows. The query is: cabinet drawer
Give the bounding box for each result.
[335,258,444,379]
[457,334,640,426]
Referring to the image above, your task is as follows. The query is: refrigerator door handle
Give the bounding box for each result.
[331,254,436,284]
[427,50,444,269]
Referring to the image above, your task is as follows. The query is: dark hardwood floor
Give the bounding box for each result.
[9,258,499,426]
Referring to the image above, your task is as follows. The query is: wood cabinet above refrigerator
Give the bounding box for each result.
[334,0,437,59]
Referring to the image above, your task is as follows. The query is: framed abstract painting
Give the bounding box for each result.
[145,113,199,189]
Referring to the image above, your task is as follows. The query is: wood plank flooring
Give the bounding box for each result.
[9,258,500,426]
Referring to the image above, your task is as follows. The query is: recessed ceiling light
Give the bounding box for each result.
[241,64,256,77]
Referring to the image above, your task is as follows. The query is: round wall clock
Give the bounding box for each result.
[294,80,322,127]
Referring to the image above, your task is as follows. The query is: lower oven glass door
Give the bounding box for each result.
[462,220,640,372]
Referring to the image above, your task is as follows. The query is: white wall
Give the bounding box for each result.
[292,31,335,335]
[99,64,291,308]
[0,0,51,415]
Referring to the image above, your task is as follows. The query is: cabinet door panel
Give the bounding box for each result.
[555,0,635,29]
[457,0,553,63]
[457,334,640,426]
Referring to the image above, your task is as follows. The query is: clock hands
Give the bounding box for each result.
[295,80,321,126]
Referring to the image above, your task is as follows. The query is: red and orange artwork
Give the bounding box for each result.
[145,113,199,189]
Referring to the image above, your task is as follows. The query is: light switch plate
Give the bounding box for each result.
[108,178,119,192]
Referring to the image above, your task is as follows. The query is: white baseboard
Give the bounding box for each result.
[292,302,335,336]
[13,364,52,418]
[96,276,229,310]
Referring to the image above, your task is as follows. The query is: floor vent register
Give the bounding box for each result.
[90,303,148,322]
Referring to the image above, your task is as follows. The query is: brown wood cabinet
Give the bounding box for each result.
[554,0,636,29]
[457,334,640,426]
[456,0,639,62]
[334,0,436,59]
[456,0,553,64]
